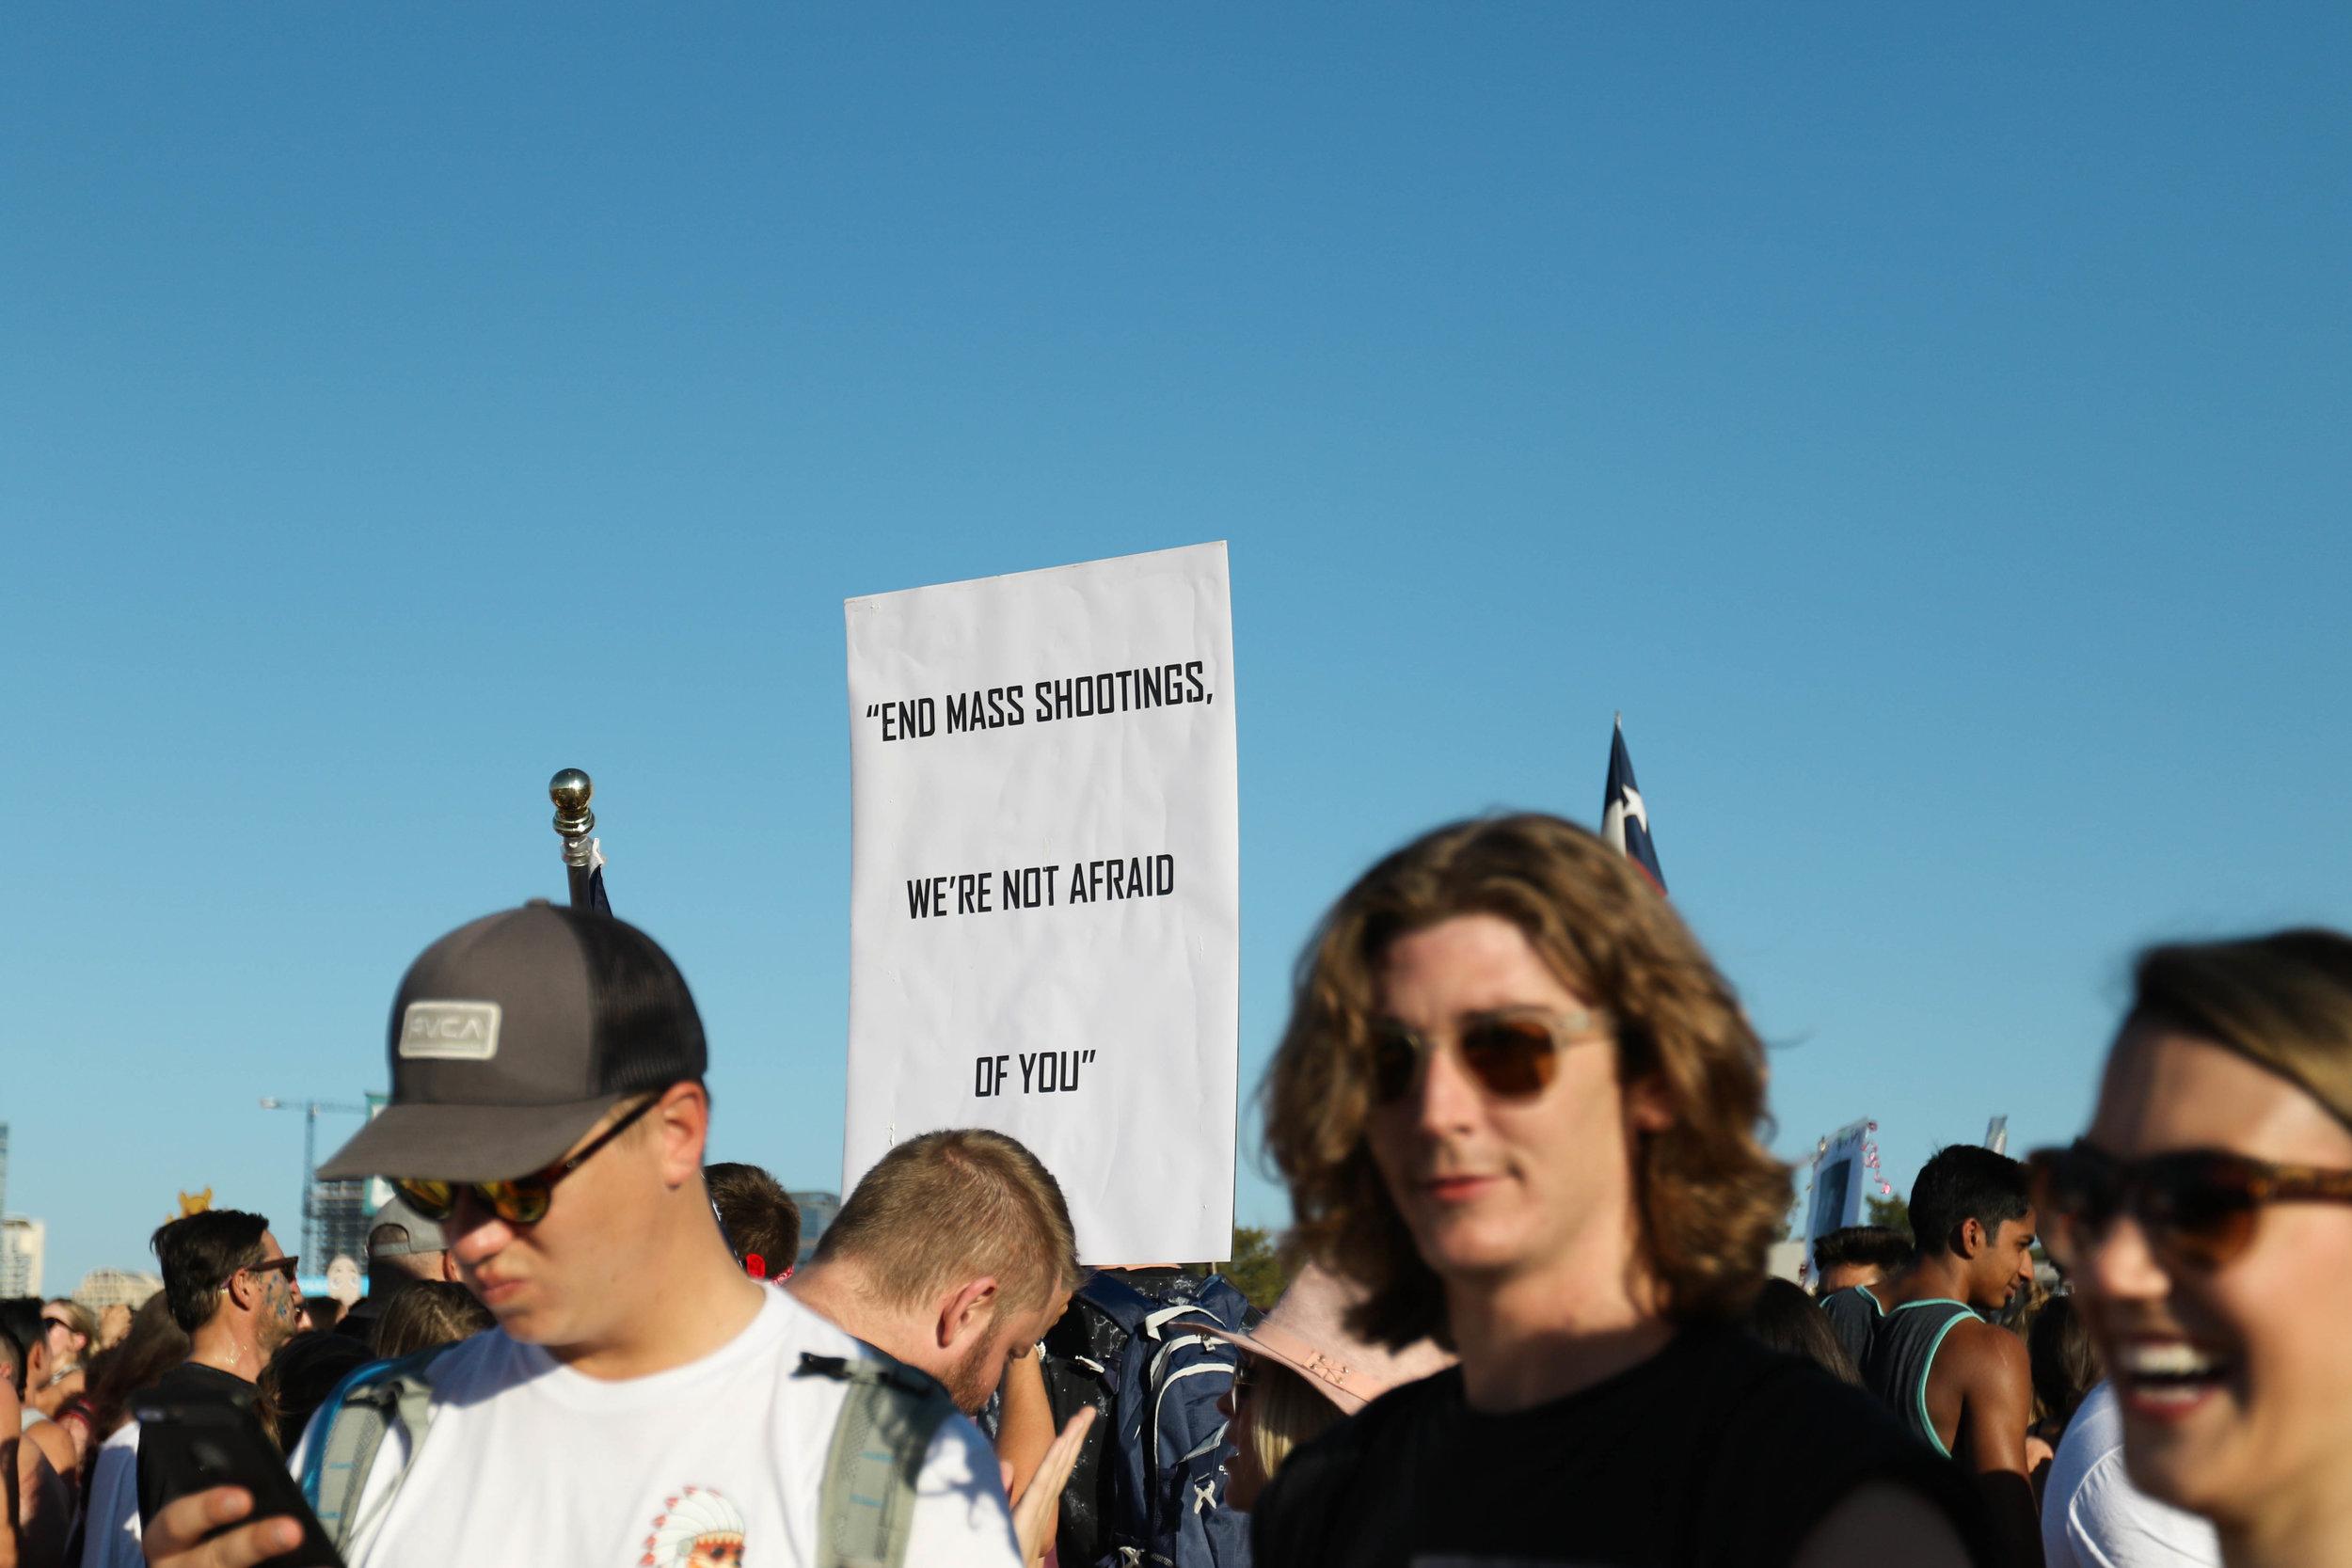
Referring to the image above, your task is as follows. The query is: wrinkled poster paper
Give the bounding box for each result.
[843,543,1239,1263]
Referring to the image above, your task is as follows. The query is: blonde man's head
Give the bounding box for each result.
[815,1128,1083,1315]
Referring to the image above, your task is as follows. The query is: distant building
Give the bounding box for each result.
[74,1269,164,1312]
[312,1176,373,1265]
[789,1191,840,1265]
[1,1216,45,1297]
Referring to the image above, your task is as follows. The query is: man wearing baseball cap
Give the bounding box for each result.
[145,902,1022,1568]
[328,1194,457,1348]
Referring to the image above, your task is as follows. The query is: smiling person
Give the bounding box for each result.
[142,902,1021,1568]
[1820,1146,2044,1565]
[1252,814,1992,1568]
[2029,929,2352,1568]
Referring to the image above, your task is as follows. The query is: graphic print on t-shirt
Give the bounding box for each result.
[637,1485,745,1568]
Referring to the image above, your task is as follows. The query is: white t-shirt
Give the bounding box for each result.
[292,1289,1021,1568]
[2042,1380,2221,1568]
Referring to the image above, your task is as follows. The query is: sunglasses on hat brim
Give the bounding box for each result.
[390,1094,657,1227]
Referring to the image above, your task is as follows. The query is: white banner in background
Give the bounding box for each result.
[842,543,1239,1264]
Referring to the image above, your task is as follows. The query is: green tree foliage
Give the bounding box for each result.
[1866,1193,1912,1241]
[1221,1226,1294,1309]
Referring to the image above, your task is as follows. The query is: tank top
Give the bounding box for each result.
[1818,1284,1881,1370]
[1854,1296,1979,1456]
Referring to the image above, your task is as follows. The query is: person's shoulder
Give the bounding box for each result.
[2049,1385,2219,1559]
[900,1376,1021,1564]
[24,1414,76,1473]
[1693,1335,2004,1568]
[1939,1315,2030,1387]
[2047,1379,2123,1487]
[1696,1328,1910,1437]
[1693,1333,1987,1528]
[401,1323,528,1393]
[1356,1361,1457,1420]
[1315,1361,1456,1461]
[764,1284,870,1363]
[1817,1288,1877,1329]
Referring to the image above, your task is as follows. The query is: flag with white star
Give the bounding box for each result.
[1600,714,1665,894]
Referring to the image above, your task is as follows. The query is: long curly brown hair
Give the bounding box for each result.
[1264,813,1789,1349]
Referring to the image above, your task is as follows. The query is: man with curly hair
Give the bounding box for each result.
[1251,814,1993,1568]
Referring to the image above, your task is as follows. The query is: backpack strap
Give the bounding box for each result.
[300,1345,455,1551]
[795,1351,958,1568]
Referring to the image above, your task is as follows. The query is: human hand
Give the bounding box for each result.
[1008,1406,1094,1567]
[142,1488,305,1568]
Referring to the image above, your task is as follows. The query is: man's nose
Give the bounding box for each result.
[1413,1038,1486,1134]
[445,1190,516,1261]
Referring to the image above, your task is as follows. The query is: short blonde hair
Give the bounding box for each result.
[1265,813,1789,1348]
[816,1129,1081,1313]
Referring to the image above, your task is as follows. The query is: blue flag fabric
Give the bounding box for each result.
[1600,716,1665,894]
[584,837,612,914]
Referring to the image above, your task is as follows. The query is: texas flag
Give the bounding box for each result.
[1600,714,1665,894]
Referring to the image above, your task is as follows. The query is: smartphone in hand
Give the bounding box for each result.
[133,1400,347,1567]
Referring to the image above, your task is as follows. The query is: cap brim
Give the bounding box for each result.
[1195,1322,1368,1416]
[315,1094,623,1182]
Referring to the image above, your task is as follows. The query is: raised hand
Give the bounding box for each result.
[1009,1405,1095,1567]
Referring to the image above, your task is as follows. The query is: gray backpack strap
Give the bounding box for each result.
[303,1346,453,1551]
[795,1351,958,1568]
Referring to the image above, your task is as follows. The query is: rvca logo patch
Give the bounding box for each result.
[399,1001,501,1060]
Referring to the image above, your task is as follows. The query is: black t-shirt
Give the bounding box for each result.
[135,1359,262,1526]
[1251,1325,1993,1568]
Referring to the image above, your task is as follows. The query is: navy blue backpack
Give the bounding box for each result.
[1080,1271,1255,1567]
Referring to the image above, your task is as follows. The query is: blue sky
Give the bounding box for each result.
[6,6,2346,1291]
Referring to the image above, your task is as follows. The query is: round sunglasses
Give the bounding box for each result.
[1368,1007,1609,1106]
[391,1095,658,1227]
[2027,1139,2352,1273]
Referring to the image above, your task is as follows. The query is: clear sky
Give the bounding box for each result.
[6,6,2346,1292]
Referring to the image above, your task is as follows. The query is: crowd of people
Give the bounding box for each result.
[6,810,2349,1568]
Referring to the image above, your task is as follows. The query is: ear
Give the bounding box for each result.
[437,1249,463,1285]
[224,1268,257,1314]
[1623,1069,1676,1135]
[1956,1216,1986,1259]
[936,1276,1001,1353]
[650,1083,710,1187]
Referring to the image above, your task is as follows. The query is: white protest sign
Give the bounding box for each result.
[843,543,1239,1264]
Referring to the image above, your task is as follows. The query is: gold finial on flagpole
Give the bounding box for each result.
[549,769,598,903]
